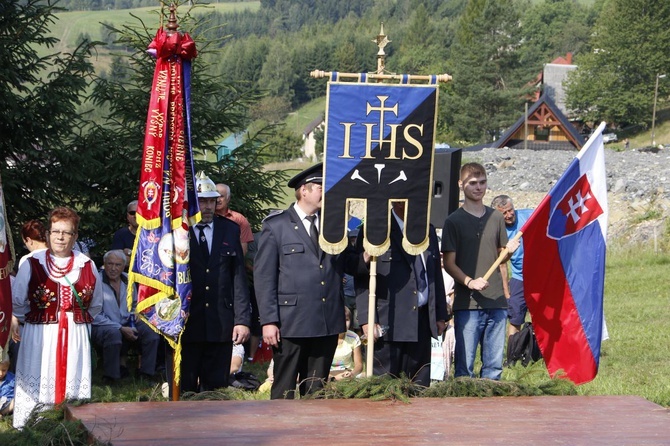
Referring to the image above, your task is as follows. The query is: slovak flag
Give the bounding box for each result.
[521,121,608,385]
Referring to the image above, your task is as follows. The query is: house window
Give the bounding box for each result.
[534,126,550,141]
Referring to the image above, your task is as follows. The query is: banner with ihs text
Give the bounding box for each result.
[320,80,438,256]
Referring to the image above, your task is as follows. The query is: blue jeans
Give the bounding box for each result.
[454,309,507,380]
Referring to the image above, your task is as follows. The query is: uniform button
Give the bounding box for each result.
[205,303,210,308]
[413,305,417,310]
[319,264,323,269]
[205,286,210,291]
[413,290,417,295]
[291,248,295,252]
[321,281,325,285]
[322,298,326,302]
[205,269,209,273]
[284,300,288,304]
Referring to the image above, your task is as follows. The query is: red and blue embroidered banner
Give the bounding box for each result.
[321,79,438,256]
[0,177,14,356]
[128,28,199,383]
[521,122,608,384]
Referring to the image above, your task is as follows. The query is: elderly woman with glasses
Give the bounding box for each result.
[11,207,103,429]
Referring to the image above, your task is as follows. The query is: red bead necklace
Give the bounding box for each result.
[46,249,75,279]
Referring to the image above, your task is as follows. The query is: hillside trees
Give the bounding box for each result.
[566,0,670,126]
[518,0,595,69]
[258,40,297,102]
[443,0,530,142]
[261,0,374,26]
[0,0,101,246]
[393,4,454,75]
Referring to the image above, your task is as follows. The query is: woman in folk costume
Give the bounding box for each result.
[11,207,103,429]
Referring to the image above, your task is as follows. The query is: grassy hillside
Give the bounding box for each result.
[284,97,326,135]
[50,2,260,48]
[44,2,260,73]
[621,108,670,149]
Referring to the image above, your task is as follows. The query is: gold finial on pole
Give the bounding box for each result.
[166,3,179,35]
[373,23,390,75]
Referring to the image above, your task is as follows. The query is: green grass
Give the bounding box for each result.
[607,107,670,150]
[263,159,313,209]
[41,2,260,74]
[1,247,669,441]
[581,252,670,404]
[284,97,326,136]
[497,250,670,405]
[49,2,260,48]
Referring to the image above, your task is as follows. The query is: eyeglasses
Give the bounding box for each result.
[128,210,137,216]
[49,230,76,238]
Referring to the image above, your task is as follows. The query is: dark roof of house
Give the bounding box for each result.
[464,94,584,152]
[303,115,324,136]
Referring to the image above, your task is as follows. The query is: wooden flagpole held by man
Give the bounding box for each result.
[363,23,388,376]
[483,232,523,281]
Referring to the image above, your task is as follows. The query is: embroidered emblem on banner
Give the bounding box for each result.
[142,179,160,210]
[321,82,438,256]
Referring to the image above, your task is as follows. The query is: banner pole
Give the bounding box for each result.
[482,231,523,281]
[310,70,451,84]
[171,349,179,401]
[366,256,377,377]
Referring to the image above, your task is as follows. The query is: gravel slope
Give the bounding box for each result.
[465,146,670,246]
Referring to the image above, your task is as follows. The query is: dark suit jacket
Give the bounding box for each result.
[254,204,345,338]
[182,216,251,343]
[350,218,448,342]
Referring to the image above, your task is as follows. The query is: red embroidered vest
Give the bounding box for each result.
[25,256,95,324]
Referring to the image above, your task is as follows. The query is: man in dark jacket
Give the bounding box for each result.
[180,172,251,392]
[349,202,448,386]
[255,163,345,399]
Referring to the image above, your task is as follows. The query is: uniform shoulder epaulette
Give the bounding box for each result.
[262,209,284,222]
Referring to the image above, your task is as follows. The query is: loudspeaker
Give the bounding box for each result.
[431,147,462,228]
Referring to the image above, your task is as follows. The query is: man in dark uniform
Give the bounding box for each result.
[180,171,251,393]
[254,163,345,399]
[349,202,448,386]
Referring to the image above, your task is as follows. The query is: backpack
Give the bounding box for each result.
[230,371,261,391]
[506,322,542,367]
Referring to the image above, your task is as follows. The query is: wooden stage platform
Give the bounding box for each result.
[66,395,670,445]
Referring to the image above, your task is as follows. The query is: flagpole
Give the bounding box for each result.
[482,231,523,281]
[366,257,377,377]
[163,4,182,402]
[363,23,389,377]
[310,70,451,84]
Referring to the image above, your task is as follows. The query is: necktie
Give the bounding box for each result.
[414,252,427,293]
[197,224,209,262]
[306,215,319,251]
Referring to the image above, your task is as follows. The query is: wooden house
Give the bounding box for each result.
[493,94,585,151]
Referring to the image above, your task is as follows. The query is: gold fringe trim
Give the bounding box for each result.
[320,235,348,255]
[402,237,429,256]
[363,238,390,257]
[135,214,161,230]
[136,312,184,385]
